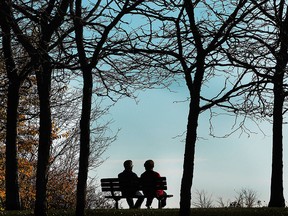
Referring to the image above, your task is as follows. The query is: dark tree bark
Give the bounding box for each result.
[179,53,205,216]
[0,2,21,209]
[268,5,288,207]
[73,1,92,214]
[268,11,288,205]
[179,103,199,215]
[76,68,92,216]
[34,63,52,216]
[33,0,70,210]
[269,74,285,207]
[5,81,21,210]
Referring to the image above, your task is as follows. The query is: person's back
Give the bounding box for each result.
[118,160,144,209]
[140,160,166,208]
[141,169,164,197]
[118,168,139,196]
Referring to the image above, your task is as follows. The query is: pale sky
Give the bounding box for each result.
[95,84,288,209]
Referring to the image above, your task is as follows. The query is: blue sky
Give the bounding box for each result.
[95,83,288,208]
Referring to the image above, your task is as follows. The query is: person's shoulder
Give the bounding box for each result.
[131,171,139,177]
[118,171,125,177]
[153,170,161,177]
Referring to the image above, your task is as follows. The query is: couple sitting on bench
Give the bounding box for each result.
[118,159,167,209]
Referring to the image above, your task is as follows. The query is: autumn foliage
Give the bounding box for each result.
[0,77,80,210]
[0,117,79,210]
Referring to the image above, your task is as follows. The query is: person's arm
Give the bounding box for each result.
[155,171,164,197]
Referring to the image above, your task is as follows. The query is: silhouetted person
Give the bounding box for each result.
[140,160,167,208]
[118,160,144,209]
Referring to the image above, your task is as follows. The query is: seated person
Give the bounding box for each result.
[118,160,144,208]
[140,160,167,208]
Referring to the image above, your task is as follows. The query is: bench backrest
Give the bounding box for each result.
[101,177,168,196]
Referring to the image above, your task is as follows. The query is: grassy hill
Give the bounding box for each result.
[1,208,288,216]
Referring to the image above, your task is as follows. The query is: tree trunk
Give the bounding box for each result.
[0,3,21,209]
[179,60,204,216]
[268,16,288,206]
[179,103,199,216]
[34,66,52,216]
[1,12,21,211]
[268,66,286,207]
[76,68,92,216]
[5,81,21,210]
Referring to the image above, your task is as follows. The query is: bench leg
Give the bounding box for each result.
[158,200,162,209]
[115,200,119,209]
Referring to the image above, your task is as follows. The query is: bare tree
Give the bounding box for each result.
[225,0,288,207]
[231,188,258,208]
[217,197,231,208]
[0,2,33,209]
[242,188,258,208]
[192,189,214,208]
[70,0,154,214]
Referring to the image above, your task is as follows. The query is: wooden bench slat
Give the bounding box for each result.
[101,178,119,181]
[101,182,121,186]
[101,187,121,191]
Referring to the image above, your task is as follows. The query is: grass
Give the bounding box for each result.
[1,208,288,216]
[90,208,288,216]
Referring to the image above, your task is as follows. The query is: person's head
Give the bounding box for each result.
[144,160,154,171]
[123,160,133,171]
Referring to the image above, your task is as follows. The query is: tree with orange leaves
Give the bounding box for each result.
[0,71,113,210]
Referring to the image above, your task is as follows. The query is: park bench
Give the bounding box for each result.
[100,177,173,209]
